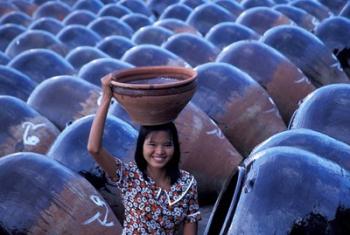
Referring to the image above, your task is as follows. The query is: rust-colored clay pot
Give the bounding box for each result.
[235,7,293,35]
[0,152,122,234]
[192,62,286,156]
[27,75,101,130]
[110,66,197,125]
[0,96,60,157]
[251,128,350,171]
[290,84,350,146]
[216,40,315,123]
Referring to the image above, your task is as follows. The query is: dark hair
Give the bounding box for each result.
[135,122,180,185]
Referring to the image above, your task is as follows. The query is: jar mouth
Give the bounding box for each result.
[110,66,197,90]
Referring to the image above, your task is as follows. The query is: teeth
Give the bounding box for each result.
[153,156,165,160]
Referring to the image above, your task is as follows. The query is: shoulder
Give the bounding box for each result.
[177,170,198,192]
[128,160,138,170]
[179,170,197,183]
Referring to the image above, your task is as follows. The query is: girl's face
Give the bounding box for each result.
[143,130,174,170]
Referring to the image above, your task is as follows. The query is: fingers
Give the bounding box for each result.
[101,73,113,85]
[100,74,114,98]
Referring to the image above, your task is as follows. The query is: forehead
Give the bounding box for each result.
[145,130,172,141]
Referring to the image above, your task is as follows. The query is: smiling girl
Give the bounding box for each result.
[87,74,201,234]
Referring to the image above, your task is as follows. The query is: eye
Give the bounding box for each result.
[163,142,173,147]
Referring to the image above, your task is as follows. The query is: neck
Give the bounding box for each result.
[147,166,167,181]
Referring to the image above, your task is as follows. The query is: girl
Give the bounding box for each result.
[87,74,201,234]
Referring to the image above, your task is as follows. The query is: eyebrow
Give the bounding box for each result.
[146,138,173,144]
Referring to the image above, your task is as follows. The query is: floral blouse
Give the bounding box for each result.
[107,159,201,234]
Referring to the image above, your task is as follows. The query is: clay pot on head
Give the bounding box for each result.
[0,152,122,234]
[110,66,197,126]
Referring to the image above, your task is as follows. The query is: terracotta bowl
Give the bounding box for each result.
[110,66,197,125]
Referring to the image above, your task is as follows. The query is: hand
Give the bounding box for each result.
[101,74,113,99]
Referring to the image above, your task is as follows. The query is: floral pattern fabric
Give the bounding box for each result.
[107,159,201,234]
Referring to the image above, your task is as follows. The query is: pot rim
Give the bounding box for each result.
[110,66,197,90]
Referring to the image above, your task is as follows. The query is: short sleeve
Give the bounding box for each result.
[105,158,127,189]
[185,177,201,223]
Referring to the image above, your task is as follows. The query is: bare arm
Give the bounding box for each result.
[183,222,197,235]
[87,74,118,180]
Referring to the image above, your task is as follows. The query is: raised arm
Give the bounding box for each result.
[87,74,118,181]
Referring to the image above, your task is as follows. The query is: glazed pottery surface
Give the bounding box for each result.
[227,147,350,234]
[0,152,122,234]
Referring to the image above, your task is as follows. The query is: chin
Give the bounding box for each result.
[150,163,167,169]
[149,160,169,169]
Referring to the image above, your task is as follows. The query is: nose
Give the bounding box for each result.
[155,145,164,155]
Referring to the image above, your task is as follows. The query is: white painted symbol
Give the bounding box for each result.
[206,128,225,139]
[295,76,310,84]
[83,195,114,227]
[22,122,46,146]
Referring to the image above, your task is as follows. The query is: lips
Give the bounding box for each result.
[152,155,167,163]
